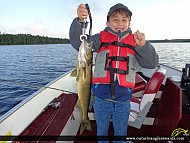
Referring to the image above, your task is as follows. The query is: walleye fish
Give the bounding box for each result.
[71,37,93,134]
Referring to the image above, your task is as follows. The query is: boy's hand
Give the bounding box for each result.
[77,4,88,22]
[134,30,146,47]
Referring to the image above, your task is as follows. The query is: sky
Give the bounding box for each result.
[1,0,190,40]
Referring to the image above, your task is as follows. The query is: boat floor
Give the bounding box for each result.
[16,93,78,143]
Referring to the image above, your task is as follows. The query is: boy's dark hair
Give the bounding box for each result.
[107,3,132,21]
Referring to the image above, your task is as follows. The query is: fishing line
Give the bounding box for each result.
[0,77,75,93]
[85,4,92,36]
[0,77,41,89]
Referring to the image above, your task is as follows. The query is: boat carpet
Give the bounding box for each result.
[14,93,78,143]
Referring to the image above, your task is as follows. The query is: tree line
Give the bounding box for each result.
[0,34,70,45]
[1,33,189,45]
[149,39,190,43]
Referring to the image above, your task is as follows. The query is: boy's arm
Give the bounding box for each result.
[69,18,82,51]
[135,41,159,69]
[69,18,100,52]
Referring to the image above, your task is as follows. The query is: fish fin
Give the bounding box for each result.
[79,119,92,134]
[88,93,94,111]
[70,69,77,77]
[75,99,81,109]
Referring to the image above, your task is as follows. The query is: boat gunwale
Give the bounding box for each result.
[159,63,182,72]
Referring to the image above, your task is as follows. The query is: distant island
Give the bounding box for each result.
[0,33,70,45]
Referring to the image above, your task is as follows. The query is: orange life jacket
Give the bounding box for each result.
[92,31,137,90]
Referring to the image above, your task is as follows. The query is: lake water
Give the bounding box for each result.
[153,43,190,70]
[0,43,190,117]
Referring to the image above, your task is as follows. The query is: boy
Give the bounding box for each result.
[69,3,159,143]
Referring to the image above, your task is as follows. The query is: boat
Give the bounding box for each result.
[0,63,190,143]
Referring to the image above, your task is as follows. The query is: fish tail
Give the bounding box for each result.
[79,119,92,134]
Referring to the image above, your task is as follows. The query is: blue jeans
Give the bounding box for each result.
[93,96,130,143]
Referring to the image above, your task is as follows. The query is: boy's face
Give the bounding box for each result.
[106,13,130,32]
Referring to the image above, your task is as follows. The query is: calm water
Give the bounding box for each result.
[0,43,190,117]
[153,43,190,70]
[0,44,77,116]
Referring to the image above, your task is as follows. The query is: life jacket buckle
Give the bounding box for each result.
[111,82,116,87]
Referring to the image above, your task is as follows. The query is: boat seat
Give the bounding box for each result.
[128,68,166,129]
[132,74,147,94]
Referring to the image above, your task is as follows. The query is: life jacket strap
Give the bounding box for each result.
[109,58,116,100]
[100,41,143,59]
[107,68,128,75]
[107,56,129,62]
[101,41,135,51]
[105,55,129,75]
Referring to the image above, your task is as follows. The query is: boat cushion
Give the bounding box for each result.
[132,74,146,93]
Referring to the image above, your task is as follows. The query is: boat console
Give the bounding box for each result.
[181,64,190,95]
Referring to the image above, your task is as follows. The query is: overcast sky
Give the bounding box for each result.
[1,0,190,40]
